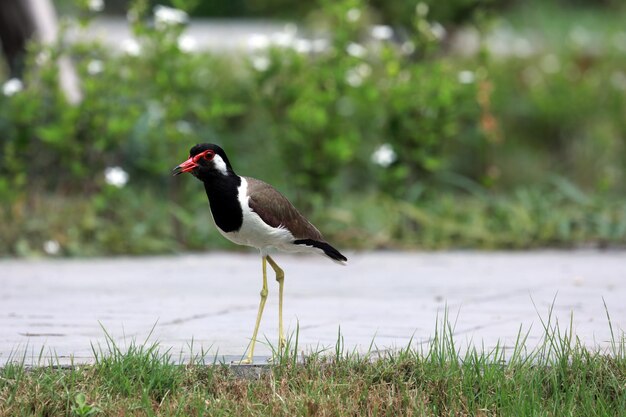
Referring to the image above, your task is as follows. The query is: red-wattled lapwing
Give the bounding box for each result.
[173,143,347,364]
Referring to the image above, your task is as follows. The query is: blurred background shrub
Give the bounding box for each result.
[0,0,625,256]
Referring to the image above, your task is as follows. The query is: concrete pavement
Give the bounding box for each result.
[1,251,625,365]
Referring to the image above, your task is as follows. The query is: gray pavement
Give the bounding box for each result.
[1,251,625,365]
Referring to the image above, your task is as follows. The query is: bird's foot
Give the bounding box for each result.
[233,356,253,365]
[266,355,280,364]
[265,342,288,364]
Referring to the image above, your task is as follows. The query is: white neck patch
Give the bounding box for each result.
[212,154,229,175]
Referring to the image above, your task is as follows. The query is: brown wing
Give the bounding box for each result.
[245,177,323,241]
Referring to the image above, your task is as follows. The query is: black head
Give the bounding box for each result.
[172,143,235,180]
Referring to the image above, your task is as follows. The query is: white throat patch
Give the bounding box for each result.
[212,154,229,175]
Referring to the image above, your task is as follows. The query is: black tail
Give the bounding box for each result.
[293,239,347,263]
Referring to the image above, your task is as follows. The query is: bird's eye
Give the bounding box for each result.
[204,151,214,161]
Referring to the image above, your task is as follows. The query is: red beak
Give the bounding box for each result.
[172,156,197,176]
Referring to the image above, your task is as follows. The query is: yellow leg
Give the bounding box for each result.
[241,256,269,364]
[266,255,286,349]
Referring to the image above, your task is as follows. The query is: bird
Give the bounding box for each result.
[172,143,347,364]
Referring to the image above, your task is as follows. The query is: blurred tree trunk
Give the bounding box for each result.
[0,0,35,78]
[25,0,82,104]
[0,0,81,103]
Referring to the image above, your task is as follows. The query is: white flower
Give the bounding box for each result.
[105,166,129,188]
[87,59,104,75]
[357,63,371,77]
[451,26,481,57]
[416,2,429,17]
[401,41,415,55]
[36,50,51,65]
[88,0,104,12]
[345,71,363,87]
[346,8,361,23]
[371,144,397,168]
[346,42,367,58]
[43,240,60,255]
[247,34,270,51]
[2,78,23,96]
[271,31,295,48]
[250,27,299,51]
[371,25,393,41]
[154,5,188,29]
[430,22,446,41]
[345,63,371,87]
[294,38,313,54]
[178,34,197,53]
[251,55,270,71]
[122,38,141,56]
[457,70,475,84]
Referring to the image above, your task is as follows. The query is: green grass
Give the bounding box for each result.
[2,179,626,257]
[1,312,625,416]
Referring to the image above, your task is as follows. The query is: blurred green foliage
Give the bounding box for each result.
[58,0,625,22]
[57,0,495,23]
[486,3,626,194]
[250,0,483,203]
[1,0,626,256]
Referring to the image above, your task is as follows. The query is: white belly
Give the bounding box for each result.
[212,177,297,253]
